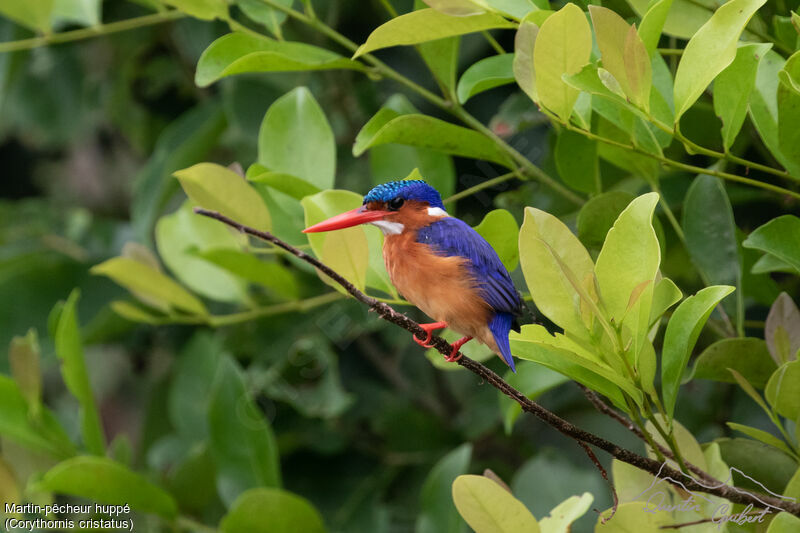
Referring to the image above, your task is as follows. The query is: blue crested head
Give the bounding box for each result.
[363,180,445,210]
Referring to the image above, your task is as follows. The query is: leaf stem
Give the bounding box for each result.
[443,170,518,204]
[207,292,344,326]
[481,30,506,54]
[0,11,185,53]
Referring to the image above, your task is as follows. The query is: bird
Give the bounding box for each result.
[303,179,523,372]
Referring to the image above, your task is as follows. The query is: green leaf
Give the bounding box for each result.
[484,0,537,19]
[626,0,720,41]
[595,501,669,531]
[235,0,292,38]
[765,360,800,421]
[54,290,105,455]
[9,329,41,418]
[168,332,220,442]
[554,129,598,194]
[576,191,634,248]
[301,190,370,292]
[726,422,795,457]
[648,277,682,327]
[247,166,321,200]
[645,415,707,469]
[196,249,299,300]
[258,87,335,190]
[713,43,772,150]
[742,215,800,274]
[33,456,177,518]
[594,192,660,361]
[52,0,101,27]
[765,293,800,366]
[518,206,595,335]
[533,3,592,121]
[208,356,281,507]
[499,362,569,433]
[156,201,248,304]
[92,256,208,315]
[513,20,539,102]
[0,375,75,457]
[751,253,795,275]
[537,493,593,533]
[422,0,486,16]
[220,488,326,533]
[661,285,735,419]
[0,0,53,32]
[589,6,651,110]
[691,338,777,388]
[715,437,796,494]
[451,475,540,533]
[768,513,800,533]
[196,33,365,88]
[175,162,271,231]
[672,0,767,123]
[778,51,800,175]
[638,0,673,56]
[0,455,20,514]
[353,111,513,167]
[353,9,515,58]
[457,54,515,104]
[473,209,519,271]
[163,0,227,20]
[417,443,472,533]
[682,175,741,330]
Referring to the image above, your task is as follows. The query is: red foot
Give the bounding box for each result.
[413,321,448,348]
[445,336,473,362]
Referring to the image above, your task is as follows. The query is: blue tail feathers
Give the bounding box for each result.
[489,312,516,373]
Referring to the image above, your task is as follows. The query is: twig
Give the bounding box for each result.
[579,442,618,523]
[193,207,800,518]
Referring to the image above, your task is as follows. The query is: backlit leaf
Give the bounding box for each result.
[638,0,673,56]
[452,475,540,533]
[9,329,41,417]
[513,20,539,102]
[163,0,227,20]
[765,360,800,421]
[537,492,593,533]
[473,209,519,271]
[0,0,53,32]
[765,293,800,365]
[220,488,326,533]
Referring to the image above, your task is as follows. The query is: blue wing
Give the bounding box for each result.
[416,217,521,317]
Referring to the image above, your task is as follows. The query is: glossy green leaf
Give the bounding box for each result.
[168,332,220,442]
[209,356,281,507]
[196,33,365,88]
[484,0,538,19]
[742,215,800,274]
[692,338,777,388]
[627,0,718,40]
[662,285,735,418]
[354,110,513,167]
[0,0,53,32]
[196,249,299,300]
[220,488,326,533]
[163,0,226,20]
[638,0,673,56]
[673,0,767,122]
[537,493,592,533]
[499,362,569,433]
[513,20,539,102]
[778,51,800,174]
[765,293,800,366]
[473,209,519,271]
[713,43,772,150]
[518,206,595,335]
[554,129,598,194]
[302,190,369,292]
[533,3,592,120]
[55,290,105,455]
[258,87,335,190]
[235,0,293,38]
[765,360,800,421]
[682,175,741,330]
[726,422,795,457]
[575,191,634,248]
[751,253,795,275]
[417,443,472,533]
[451,475,540,533]
[768,513,800,533]
[92,255,207,315]
[156,201,248,304]
[457,54,514,104]
[175,162,271,231]
[649,277,682,327]
[0,375,75,457]
[354,9,515,57]
[247,166,321,200]
[9,329,41,417]
[34,456,177,517]
[589,6,651,110]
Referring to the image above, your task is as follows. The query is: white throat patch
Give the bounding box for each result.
[369,220,404,235]
[427,207,448,217]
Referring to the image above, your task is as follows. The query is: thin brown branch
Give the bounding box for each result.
[193,207,800,518]
[579,442,618,523]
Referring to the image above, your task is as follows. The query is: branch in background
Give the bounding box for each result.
[194,207,800,518]
[578,441,618,523]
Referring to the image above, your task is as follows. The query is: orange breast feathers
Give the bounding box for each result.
[383,231,497,351]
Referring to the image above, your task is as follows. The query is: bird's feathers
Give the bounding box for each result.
[489,313,516,372]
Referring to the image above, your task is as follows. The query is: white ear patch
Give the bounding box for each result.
[427,207,448,217]
[370,220,405,235]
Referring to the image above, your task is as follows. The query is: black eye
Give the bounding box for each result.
[388,197,405,210]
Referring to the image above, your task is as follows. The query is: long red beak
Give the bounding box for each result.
[303,206,391,233]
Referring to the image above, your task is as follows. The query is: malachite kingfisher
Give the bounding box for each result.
[303,179,522,372]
